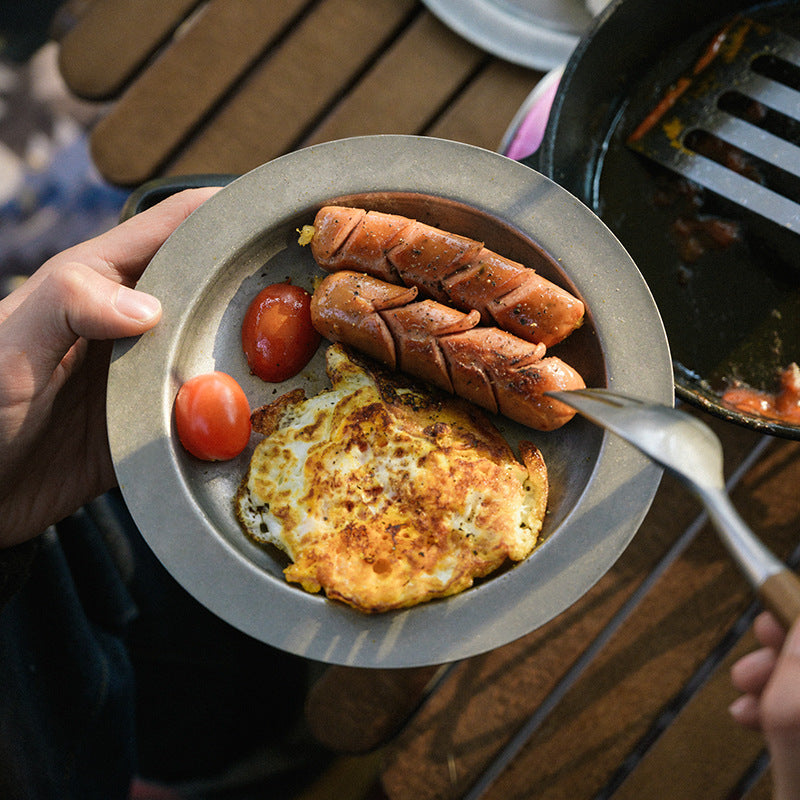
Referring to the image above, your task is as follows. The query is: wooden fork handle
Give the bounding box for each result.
[759,568,800,630]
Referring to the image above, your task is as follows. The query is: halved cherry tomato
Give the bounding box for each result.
[174,372,251,461]
[241,282,321,382]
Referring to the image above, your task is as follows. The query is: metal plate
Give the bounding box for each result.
[107,135,672,668]
[421,0,594,70]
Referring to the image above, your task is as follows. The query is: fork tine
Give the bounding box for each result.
[553,391,800,625]
[548,388,651,421]
[547,388,682,457]
[552,387,649,407]
[549,387,729,496]
[547,389,647,438]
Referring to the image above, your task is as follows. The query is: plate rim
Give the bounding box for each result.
[421,0,593,70]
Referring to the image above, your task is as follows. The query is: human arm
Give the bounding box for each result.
[0,187,220,549]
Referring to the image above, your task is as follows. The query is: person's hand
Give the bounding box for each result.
[0,187,220,548]
[730,610,800,800]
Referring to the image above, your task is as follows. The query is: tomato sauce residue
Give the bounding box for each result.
[671,215,741,263]
[628,77,692,144]
[627,16,753,145]
[721,363,800,425]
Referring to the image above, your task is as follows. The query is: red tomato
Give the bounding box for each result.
[174,372,251,461]
[241,283,321,382]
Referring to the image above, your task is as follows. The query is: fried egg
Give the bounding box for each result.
[235,343,548,613]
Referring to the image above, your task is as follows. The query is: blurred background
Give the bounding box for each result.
[0,0,129,299]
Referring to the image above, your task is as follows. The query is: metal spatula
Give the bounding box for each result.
[549,388,800,629]
[627,16,800,234]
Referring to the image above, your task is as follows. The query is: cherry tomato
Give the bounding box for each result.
[174,372,251,461]
[241,283,321,382]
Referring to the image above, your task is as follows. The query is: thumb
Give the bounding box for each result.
[113,284,163,328]
[1,261,161,388]
[41,260,162,341]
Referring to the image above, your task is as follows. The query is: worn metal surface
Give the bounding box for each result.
[107,134,671,668]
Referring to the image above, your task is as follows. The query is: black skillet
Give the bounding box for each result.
[528,0,800,439]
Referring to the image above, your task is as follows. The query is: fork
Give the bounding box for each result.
[549,387,800,629]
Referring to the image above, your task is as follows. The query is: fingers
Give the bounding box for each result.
[729,643,779,731]
[0,262,162,395]
[762,621,800,800]
[760,620,800,732]
[55,186,222,286]
[728,612,787,731]
[728,614,800,750]
[731,646,779,695]
[0,187,220,392]
[754,610,789,650]
[728,693,762,730]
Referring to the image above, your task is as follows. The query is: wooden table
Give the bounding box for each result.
[53,0,539,186]
[53,2,800,799]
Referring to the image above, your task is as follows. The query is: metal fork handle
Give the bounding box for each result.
[700,486,800,630]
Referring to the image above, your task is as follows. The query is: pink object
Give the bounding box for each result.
[501,67,563,161]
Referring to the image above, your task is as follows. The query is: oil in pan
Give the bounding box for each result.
[591,9,800,435]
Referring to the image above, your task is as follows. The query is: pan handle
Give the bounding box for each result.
[759,570,800,631]
[120,174,238,221]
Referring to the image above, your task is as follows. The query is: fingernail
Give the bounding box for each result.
[116,286,161,322]
[728,695,755,723]
[728,695,747,717]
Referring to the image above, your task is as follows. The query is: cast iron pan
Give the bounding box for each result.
[530,0,800,438]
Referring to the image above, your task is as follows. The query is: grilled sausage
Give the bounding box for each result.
[310,271,585,431]
[308,205,585,349]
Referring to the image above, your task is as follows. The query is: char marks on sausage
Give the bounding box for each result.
[310,205,585,348]
[310,271,584,431]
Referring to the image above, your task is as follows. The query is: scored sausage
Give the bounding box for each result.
[307,206,585,349]
[310,271,585,431]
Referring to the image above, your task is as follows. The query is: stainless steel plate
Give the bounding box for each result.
[421,0,594,70]
[107,135,672,668]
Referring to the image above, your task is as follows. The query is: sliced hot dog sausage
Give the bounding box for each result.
[310,271,584,431]
[308,205,585,349]
[307,270,418,368]
[379,299,482,393]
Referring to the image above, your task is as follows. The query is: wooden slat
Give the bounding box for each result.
[744,770,774,800]
[88,0,310,186]
[165,0,417,178]
[299,13,486,146]
[379,426,797,800]
[304,665,442,753]
[426,59,542,153]
[57,0,203,100]
[60,1,540,186]
[292,751,385,800]
[474,439,800,800]
[610,629,764,799]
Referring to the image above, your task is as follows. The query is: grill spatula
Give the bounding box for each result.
[627,16,800,234]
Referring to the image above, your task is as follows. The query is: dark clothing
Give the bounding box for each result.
[0,492,310,800]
